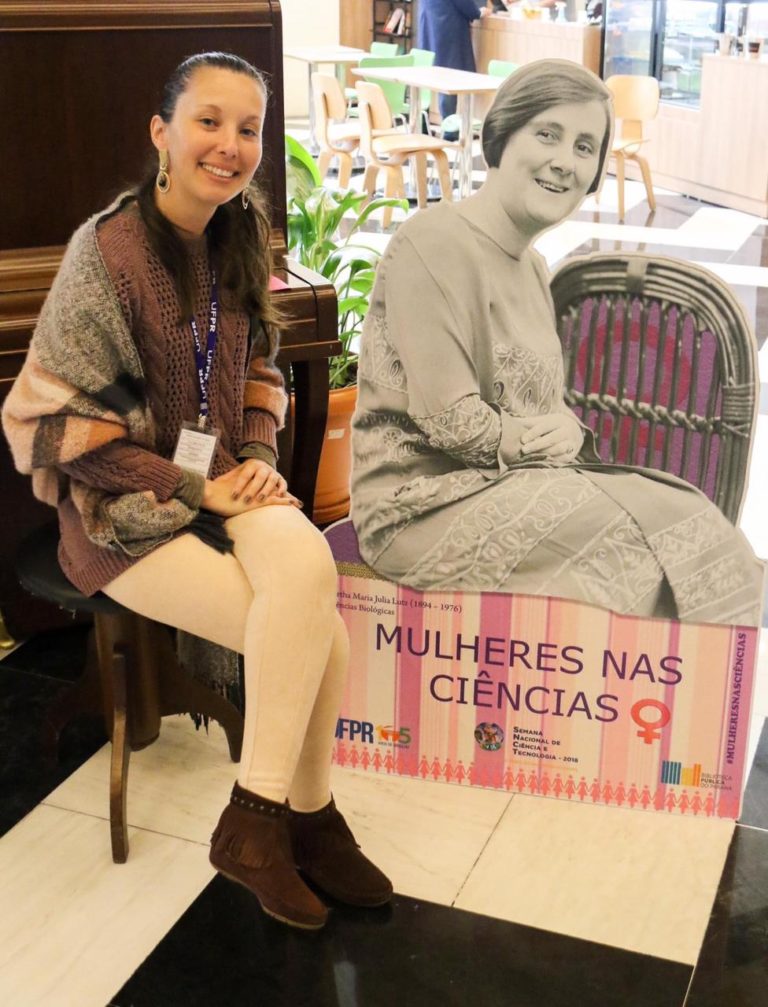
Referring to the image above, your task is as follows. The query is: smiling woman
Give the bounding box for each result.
[150,63,265,235]
[489,101,606,235]
[350,59,763,628]
[3,51,392,929]
[136,52,273,323]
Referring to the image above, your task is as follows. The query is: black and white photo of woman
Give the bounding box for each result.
[350,60,763,627]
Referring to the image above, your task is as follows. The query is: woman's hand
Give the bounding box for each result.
[221,459,289,504]
[201,466,301,518]
[519,413,584,461]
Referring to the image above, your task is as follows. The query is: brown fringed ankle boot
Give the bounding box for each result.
[210,783,328,930]
[289,798,393,907]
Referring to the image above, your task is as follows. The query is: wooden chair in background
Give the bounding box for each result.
[357,80,454,229]
[312,72,361,188]
[602,75,661,222]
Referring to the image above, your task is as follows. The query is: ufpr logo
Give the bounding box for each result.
[335,718,374,743]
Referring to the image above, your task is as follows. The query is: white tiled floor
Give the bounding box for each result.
[694,263,768,289]
[0,704,751,1007]
[454,794,734,963]
[45,716,235,845]
[0,802,214,1007]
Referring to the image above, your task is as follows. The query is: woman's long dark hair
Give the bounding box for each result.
[136,52,281,329]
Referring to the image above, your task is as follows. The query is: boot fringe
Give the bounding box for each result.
[211,805,281,869]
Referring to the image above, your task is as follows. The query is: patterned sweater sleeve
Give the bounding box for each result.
[241,321,287,463]
[382,234,526,472]
[58,440,205,508]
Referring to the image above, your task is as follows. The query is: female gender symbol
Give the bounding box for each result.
[630,699,671,744]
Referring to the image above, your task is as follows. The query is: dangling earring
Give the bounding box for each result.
[156,151,170,193]
[241,186,250,210]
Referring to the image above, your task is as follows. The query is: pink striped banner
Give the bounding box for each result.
[332,573,758,819]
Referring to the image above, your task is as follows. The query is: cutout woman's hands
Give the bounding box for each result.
[519,413,584,461]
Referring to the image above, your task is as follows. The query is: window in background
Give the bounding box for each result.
[659,0,719,105]
[604,0,657,78]
[602,0,766,108]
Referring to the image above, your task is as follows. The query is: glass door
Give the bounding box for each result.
[604,0,658,77]
[659,0,721,104]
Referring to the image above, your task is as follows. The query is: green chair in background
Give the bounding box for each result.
[440,60,519,139]
[349,54,414,124]
[345,41,402,108]
[488,59,519,79]
[408,47,435,133]
[370,41,399,57]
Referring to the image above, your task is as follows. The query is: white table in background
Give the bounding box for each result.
[285,45,367,153]
[352,64,502,198]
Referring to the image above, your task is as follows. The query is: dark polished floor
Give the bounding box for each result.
[112,884,693,1007]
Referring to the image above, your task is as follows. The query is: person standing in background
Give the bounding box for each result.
[418,0,489,119]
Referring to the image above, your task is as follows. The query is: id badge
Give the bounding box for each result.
[172,421,221,478]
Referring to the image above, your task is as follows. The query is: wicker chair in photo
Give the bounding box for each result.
[550,253,757,525]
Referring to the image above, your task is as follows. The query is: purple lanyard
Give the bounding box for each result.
[190,272,218,429]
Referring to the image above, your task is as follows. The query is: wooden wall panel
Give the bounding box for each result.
[635,56,768,214]
[0,1,287,252]
[697,56,768,202]
[339,0,372,50]
[472,17,601,75]
[642,105,702,184]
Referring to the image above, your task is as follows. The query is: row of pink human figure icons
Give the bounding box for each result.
[333,746,727,816]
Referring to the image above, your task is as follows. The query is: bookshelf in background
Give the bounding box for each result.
[372,0,414,53]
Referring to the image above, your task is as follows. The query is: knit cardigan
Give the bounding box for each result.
[2,196,288,593]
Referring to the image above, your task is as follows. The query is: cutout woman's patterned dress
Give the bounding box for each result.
[351,202,762,625]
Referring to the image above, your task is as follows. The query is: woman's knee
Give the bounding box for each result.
[288,520,337,596]
[228,506,338,594]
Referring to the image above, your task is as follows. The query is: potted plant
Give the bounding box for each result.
[285,135,406,522]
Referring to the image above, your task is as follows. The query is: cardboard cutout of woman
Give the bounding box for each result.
[350,60,763,627]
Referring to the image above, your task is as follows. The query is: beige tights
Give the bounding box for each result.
[103,505,349,811]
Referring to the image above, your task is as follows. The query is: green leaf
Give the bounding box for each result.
[337,296,369,315]
[348,275,375,295]
[285,135,322,199]
[285,148,400,386]
[355,197,410,229]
